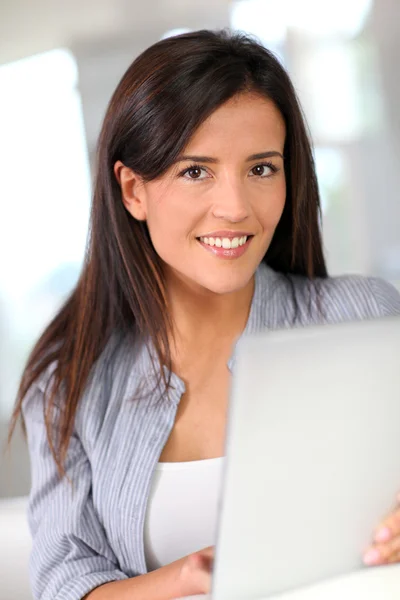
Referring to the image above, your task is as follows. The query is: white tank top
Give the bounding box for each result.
[144,457,225,571]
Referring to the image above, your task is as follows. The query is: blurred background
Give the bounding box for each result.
[1,0,399,498]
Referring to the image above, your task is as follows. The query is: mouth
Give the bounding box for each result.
[196,234,254,259]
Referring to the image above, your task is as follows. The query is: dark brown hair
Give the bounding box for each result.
[8,29,327,475]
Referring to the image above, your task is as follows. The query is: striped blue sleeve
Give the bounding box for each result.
[22,381,129,600]
[367,277,400,317]
[313,275,400,323]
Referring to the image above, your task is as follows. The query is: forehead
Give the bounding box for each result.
[184,93,286,153]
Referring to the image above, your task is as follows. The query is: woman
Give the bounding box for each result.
[8,29,400,600]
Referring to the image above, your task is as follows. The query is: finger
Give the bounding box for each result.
[364,536,400,566]
[196,568,212,594]
[188,553,202,568]
[374,508,400,543]
[197,551,214,573]
[363,546,384,566]
[199,546,214,558]
[189,547,214,570]
[188,552,213,594]
[388,549,400,565]
[201,553,214,572]
[386,535,400,556]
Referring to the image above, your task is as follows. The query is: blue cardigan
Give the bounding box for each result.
[23,263,400,599]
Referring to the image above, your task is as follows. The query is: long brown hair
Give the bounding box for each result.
[8,29,327,476]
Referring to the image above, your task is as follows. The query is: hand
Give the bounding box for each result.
[178,546,214,597]
[364,494,400,566]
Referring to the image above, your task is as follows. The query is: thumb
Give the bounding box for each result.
[194,549,214,572]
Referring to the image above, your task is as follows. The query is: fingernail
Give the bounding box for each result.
[363,548,381,566]
[375,526,391,543]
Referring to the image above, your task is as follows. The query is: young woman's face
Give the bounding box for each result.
[120,93,286,295]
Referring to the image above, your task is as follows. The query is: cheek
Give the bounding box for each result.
[145,194,200,252]
[146,211,179,253]
[257,180,286,230]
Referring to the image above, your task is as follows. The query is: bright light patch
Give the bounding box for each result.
[0,48,91,303]
[161,28,192,40]
[231,0,373,40]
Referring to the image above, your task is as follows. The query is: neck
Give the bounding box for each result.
[165,271,255,356]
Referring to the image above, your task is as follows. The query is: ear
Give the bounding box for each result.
[114,160,147,221]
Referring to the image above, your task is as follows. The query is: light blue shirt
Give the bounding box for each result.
[23,264,400,600]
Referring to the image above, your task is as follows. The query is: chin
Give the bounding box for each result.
[164,259,258,296]
[195,270,255,296]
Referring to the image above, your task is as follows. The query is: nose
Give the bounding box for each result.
[211,179,250,223]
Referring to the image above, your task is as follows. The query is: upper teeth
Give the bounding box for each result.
[199,236,248,249]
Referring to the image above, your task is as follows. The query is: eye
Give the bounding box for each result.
[180,165,210,181]
[249,162,278,178]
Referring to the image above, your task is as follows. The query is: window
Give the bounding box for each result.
[0,48,91,418]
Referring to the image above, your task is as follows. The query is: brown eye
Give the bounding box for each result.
[253,165,264,176]
[250,163,278,178]
[180,165,209,180]
[251,164,271,177]
[187,167,202,179]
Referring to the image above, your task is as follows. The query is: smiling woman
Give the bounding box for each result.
[114,93,286,294]
[7,29,400,600]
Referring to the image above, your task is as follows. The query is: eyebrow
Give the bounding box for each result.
[173,150,284,164]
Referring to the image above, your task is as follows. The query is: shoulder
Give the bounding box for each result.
[257,264,400,328]
[290,273,400,325]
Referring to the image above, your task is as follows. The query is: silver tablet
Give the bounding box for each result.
[213,317,400,600]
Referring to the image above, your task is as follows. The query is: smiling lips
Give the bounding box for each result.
[199,235,248,249]
[197,232,253,259]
